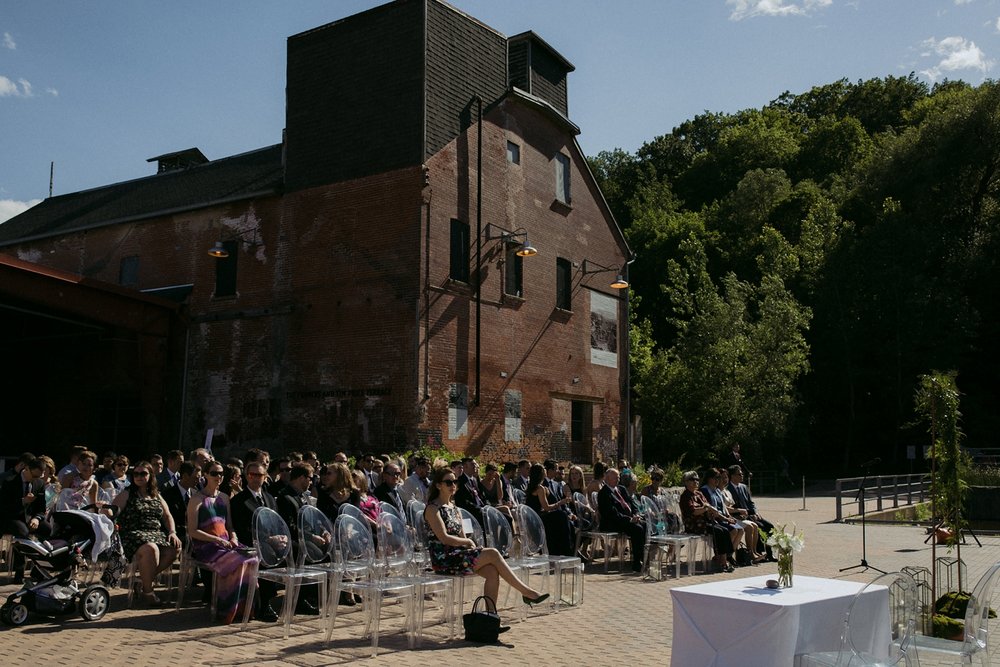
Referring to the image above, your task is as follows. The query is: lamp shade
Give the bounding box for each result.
[610,274,629,289]
[516,233,538,257]
[208,241,229,258]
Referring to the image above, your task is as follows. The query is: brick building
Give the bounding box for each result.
[0,0,630,464]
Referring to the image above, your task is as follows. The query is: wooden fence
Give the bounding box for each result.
[834,473,931,522]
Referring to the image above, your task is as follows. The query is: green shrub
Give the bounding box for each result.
[966,466,1000,486]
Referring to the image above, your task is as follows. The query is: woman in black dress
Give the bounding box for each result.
[525,463,575,556]
[423,467,547,609]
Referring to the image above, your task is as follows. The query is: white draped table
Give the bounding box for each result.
[669,574,890,667]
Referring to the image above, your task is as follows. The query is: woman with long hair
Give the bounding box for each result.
[317,462,359,522]
[111,460,181,606]
[423,467,548,615]
[584,461,607,497]
[525,463,575,556]
[186,460,259,623]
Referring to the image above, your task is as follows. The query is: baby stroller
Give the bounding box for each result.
[1,508,115,626]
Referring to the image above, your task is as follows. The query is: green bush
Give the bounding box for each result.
[966,466,1000,486]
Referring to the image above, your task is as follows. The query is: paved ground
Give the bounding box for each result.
[1,491,997,666]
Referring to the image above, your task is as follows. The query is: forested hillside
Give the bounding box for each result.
[591,76,1000,475]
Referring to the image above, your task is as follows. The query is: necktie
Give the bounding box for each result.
[24,481,30,497]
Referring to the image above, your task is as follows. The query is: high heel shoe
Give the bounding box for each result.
[522,593,549,607]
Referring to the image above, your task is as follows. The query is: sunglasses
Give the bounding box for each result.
[206,470,223,477]
[441,479,457,487]
[133,471,150,478]
[385,471,400,476]
[246,472,265,478]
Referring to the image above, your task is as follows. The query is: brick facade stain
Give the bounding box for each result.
[0,0,627,463]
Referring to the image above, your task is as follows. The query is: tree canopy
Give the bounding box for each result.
[593,76,1000,473]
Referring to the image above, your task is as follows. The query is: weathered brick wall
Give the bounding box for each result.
[420,97,626,462]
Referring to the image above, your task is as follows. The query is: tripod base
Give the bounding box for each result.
[839,559,886,575]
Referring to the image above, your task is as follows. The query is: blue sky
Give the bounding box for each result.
[2,0,998,222]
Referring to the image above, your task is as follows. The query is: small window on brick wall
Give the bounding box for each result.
[504,242,523,298]
[506,140,520,165]
[119,255,139,288]
[214,240,238,297]
[555,153,571,204]
[556,257,572,311]
[450,219,470,283]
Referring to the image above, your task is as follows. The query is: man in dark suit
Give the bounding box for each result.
[720,442,752,486]
[274,462,318,614]
[596,468,646,573]
[161,461,201,543]
[454,457,486,526]
[510,459,530,491]
[1,457,51,583]
[372,462,405,517]
[231,461,280,621]
[727,465,774,560]
[156,449,184,489]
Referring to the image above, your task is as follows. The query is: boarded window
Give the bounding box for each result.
[506,140,520,165]
[214,240,238,297]
[119,255,139,288]
[554,153,571,204]
[504,242,523,297]
[450,219,470,283]
[556,257,572,311]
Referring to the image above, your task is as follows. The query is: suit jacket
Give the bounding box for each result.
[1,474,45,524]
[720,449,751,481]
[511,475,529,492]
[230,487,277,547]
[275,485,307,542]
[727,481,757,516]
[597,484,638,532]
[455,473,485,525]
[161,483,196,541]
[372,482,405,516]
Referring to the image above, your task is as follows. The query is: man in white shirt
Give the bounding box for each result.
[399,456,430,504]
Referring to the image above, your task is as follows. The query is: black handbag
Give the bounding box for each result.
[463,595,502,643]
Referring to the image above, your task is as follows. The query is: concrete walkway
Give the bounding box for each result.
[1,492,997,666]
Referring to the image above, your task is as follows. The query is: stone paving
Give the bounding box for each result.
[1,491,997,666]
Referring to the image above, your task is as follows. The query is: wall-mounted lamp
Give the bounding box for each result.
[484,223,538,257]
[582,259,629,289]
[207,222,262,258]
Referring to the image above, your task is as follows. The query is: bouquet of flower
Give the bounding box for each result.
[764,524,804,588]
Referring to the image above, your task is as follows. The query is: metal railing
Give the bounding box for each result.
[834,473,931,522]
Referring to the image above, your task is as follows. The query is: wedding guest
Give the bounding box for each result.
[719,468,765,563]
[111,461,180,606]
[584,461,608,497]
[454,458,487,526]
[219,463,242,496]
[679,470,739,573]
[727,465,774,560]
[58,450,101,510]
[1,457,50,583]
[400,456,430,504]
[372,462,406,516]
[511,459,531,491]
[317,463,358,521]
[101,455,131,495]
[162,462,201,543]
[350,469,382,530]
[480,462,514,520]
[597,468,645,572]
[423,467,548,616]
[230,461,279,622]
[526,463,576,556]
[157,449,184,489]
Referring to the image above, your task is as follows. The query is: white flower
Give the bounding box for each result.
[765,524,805,553]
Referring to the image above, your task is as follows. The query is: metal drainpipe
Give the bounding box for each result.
[623,256,636,462]
[474,95,483,408]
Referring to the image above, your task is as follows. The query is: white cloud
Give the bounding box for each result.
[46,87,58,97]
[727,0,832,20]
[954,0,974,5]
[0,75,35,97]
[920,36,994,80]
[995,17,1000,33]
[0,198,41,224]
[2,32,14,50]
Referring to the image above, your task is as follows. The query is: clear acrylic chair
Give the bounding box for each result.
[405,500,428,571]
[513,488,527,505]
[639,495,691,580]
[338,503,367,524]
[295,505,344,622]
[666,495,712,575]
[575,491,626,573]
[514,504,581,612]
[800,570,921,667]
[331,514,416,656]
[378,501,403,521]
[175,535,220,615]
[376,512,455,642]
[481,505,525,609]
[248,507,327,639]
[910,560,1000,666]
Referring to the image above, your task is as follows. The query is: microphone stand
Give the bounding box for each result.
[840,462,885,574]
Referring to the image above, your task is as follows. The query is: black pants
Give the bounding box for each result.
[4,518,51,573]
[707,522,735,556]
[608,520,645,569]
[753,516,775,557]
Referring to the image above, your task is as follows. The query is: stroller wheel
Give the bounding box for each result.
[1,602,29,626]
[79,585,110,622]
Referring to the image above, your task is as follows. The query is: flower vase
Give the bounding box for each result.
[777,548,793,588]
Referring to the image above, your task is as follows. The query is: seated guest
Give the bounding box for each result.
[454,458,486,526]
[1,457,51,583]
[480,462,514,520]
[424,467,548,614]
[719,468,764,563]
[162,462,201,543]
[399,456,430,504]
[157,449,184,489]
[596,468,646,572]
[372,462,405,516]
[97,450,118,484]
[266,458,291,497]
[275,463,315,539]
[110,461,181,606]
[101,454,131,495]
[186,461,258,624]
[220,463,242,497]
[230,461,279,621]
[511,459,531,491]
[727,465,774,560]
[584,461,608,497]
[619,470,643,511]
[58,450,101,510]
[642,467,679,533]
[350,469,382,530]
[563,464,595,529]
[318,462,359,521]
[526,463,576,556]
[702,468,753,565]
[57,445,88,484]
[450,460,465,480]
[680,470,741,573]
[37,455,60,511]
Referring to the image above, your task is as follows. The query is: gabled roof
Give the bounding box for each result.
[504,86,580,136]
[507,30,576,72]
[0,144,284,247]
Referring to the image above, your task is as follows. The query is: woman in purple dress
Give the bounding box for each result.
[186,461,259,623]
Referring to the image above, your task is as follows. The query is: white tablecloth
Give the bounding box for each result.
[670,574,890,667]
